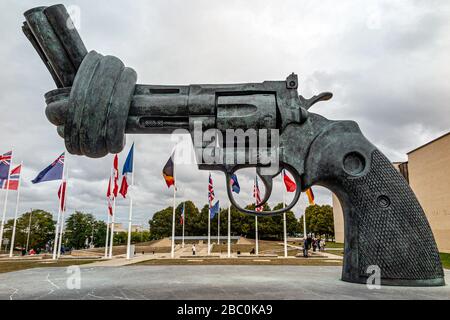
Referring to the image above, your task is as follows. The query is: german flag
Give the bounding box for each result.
[162,153,175,188]
[306,188,315,205]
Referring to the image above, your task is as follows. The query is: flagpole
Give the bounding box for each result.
[0,148,13,251]
[227,205,231,258]
[126,143,135,260]
[303,209,307,240]
[57,159,69,258]
[109,197,116,258]
[283,213,288,257]
[9,161,22,258]
[104,212,110,258]
[217,205,220,244]
[105,168,113,258]
[26,209,32,253]
[282,173,288,258]
[208,172,211,256]
[52,198,62,259]
[52,154,65,260]
[171,153,177,259]
[208,206,211,255]
[255,216,259,255]
[182,202,185,248]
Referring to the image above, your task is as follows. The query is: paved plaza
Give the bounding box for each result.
[0,265,448,300]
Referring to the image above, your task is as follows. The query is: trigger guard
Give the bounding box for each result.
[225,163,302,217]
[255,167,275,208]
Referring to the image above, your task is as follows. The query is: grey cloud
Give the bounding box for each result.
[0,0,449,226]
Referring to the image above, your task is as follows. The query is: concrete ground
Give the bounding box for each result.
[0,265,449,300]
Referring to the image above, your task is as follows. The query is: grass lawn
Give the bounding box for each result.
[0,259,97,274]
[135,258,342,267]
[212,241,301,257]
[75,245,171,256]
[324,242,344,249]
[327,250,344,257]
[440,253,450,270]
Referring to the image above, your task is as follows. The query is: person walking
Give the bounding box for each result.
[303,238,308,257]
[192,244,196,256]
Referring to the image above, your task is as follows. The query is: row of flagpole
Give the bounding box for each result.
[0,143,314,259]
[0,143,137,260]
[53,158,68,260]
[163,148,314,258]
[0,149,28,257]
[0,149,14,253]
[104,143,135,260]
[0,149,65,259]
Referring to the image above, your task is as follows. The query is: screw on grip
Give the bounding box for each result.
[225,163,302,216]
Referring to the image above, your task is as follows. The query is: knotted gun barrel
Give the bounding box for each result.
[24,4,445,286]
[23,5,87,87]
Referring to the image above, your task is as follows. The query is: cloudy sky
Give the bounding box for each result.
[0,0,449,228]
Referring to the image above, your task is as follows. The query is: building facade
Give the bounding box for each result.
[333,132,450,253]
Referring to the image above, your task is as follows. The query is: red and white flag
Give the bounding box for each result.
[58,181,67,212]
[253,176,263,212]
[113,155,119,197]
[107,177,114,216]
[282,170,296,192]
[1,164,21,191]
[208,173,215,207]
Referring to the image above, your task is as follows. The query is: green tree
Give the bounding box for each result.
[149,201,305,241]
[149,206,175,239]
[114,231,128,245]
[64,211,97,249]
[272,203,301,237]
[177,201,202,236]
[131,230,151,243]
[92,220,107,247]
[3,210,55,252]
[299,205,334,239]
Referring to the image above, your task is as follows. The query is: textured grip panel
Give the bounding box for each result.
[302,118,445,285]
[343,150,443,280]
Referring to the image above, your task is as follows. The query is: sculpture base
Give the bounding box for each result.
[342,276,446,287]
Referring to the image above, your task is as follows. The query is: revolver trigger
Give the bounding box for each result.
[225,163,302,217]
[299,92,333,110]
[255,167,274,208]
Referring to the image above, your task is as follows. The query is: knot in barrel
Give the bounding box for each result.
[45,51,137,158]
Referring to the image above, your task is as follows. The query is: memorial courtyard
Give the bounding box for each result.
[0,239,449,300]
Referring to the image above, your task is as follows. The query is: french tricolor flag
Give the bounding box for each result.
[120,143,134,198]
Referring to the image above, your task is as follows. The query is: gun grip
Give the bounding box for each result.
[304,120,444,286]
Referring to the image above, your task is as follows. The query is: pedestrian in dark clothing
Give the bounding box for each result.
[303,239,308,257]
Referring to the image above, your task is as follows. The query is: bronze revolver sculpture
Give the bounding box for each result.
[23,4,444,286]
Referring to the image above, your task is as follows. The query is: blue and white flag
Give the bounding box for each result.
[230,174,240,194]
[32,153,65,184]
[210,200,220,219]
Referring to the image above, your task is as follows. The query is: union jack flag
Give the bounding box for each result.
[253,176,263,212]
[0,164,21,190]
[208,173,215,206]
[52,153,65,166]
[0,151,12,180]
